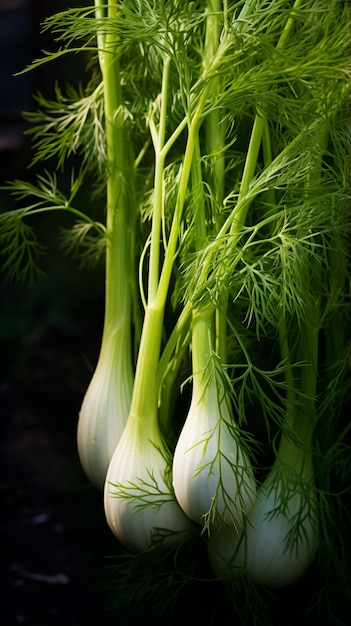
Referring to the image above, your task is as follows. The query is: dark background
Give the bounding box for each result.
[0,2,117,624]
[1,2,350,625]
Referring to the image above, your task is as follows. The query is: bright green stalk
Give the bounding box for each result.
[95,0,134,336]
[230,113,266,234]
[148,56,171,303]
[157,319,191,439]
[94,0,106,51]
[155,104,208,312]
[204,0,228,361]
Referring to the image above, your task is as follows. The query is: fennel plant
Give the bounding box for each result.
[1,0,350,622]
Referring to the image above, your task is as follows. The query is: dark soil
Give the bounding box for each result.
[1,326,119,626]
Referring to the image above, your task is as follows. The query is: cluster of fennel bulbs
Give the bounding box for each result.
[1,0,350,619]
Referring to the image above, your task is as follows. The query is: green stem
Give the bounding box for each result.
[261,119,276,207]
[231,113,266,234]
[190,130,218,396]
[148,56,171,303]
[276,431,315,478]
[276,86,326,477]
[193,134,207,249]
[276,0,304,51]
[191,309,214,398]
[157,303,192,388]
[278,319,296,428]
[94,0,106,51]
[204,0,227,361]
[95,1,133,340]
[128,303,164,433]
[276,318,319,480]
[155,97,207,311]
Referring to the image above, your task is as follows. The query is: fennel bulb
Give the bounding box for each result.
[208,459,319,587]
[77,328,133,490]
[172,313,257,532]
[104,406,192,553]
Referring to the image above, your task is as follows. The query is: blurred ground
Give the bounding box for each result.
[0,315,119,626]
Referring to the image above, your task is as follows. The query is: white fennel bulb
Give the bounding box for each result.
[208,457,319,587]
[104,409,193,552]
[77,328,133,490]
[172,313,257,532]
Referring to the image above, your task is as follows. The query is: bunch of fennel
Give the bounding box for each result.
[1,0,350,618]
